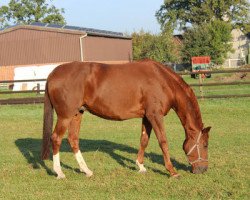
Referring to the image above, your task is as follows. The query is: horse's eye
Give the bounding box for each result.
[204,144,208,148]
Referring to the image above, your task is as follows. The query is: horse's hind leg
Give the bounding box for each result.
[68,113,93,177]
[51,117,71,179]
[146,113,179,177]
[136,117,152,173]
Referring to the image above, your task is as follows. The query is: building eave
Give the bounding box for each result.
[0,24,131,40]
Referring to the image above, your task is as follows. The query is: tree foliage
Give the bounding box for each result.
[156,0,250,33]
[132,29,179,63]
[0,0,65,28]
[182,20,233,64]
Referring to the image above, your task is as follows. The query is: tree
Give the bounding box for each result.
[0,0,65,28]
[182,20,233,65]
[132,29,179,63]
[156,0,250,33]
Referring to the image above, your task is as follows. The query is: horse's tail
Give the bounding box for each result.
[41,82,54,160]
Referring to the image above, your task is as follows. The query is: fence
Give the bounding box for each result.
[178,69,250,99]
[0,79,46,105]
[0,69,250,105]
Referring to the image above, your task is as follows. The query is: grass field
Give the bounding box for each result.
[0,98,249,199]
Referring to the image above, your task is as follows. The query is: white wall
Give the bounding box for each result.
[224,29,250,68]
[13,64,58,91]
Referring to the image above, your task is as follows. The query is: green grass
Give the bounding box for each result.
[0,99,250,200]
[0,92,44,100]
[0,73,249,199]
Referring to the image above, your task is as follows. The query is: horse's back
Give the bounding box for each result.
[47,61,174,120]
[81,61,163,119]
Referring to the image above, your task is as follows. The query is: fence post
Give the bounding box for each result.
[199,74,204,99]
[37,83,40,95]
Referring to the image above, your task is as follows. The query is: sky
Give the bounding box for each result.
[0,0,164,34]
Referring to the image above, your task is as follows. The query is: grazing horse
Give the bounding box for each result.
[41,59,211,179]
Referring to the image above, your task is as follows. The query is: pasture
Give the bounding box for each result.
[0,98,249,199]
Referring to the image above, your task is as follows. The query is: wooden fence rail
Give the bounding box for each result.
[0,90,45,94]
[0,79,46,84]
[177,68,250,75]
[0,69,249,105]
[0,97,44,105]
[189,81,250,87]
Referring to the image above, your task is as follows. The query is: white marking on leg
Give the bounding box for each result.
[53,153,66,179]
[136,159,147,173]
[142,131,146,135]
[75,150,93,177]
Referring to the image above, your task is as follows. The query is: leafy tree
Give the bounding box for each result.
[182,20,233,65]
[0,0,65,28]
[132,29,179,63]
[156,0,250,33]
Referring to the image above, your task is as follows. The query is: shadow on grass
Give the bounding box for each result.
[15,138,190,177]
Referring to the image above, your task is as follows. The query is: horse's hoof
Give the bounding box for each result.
[172,173,181,179]
[138,168,147,173]
[85,170,93,177]
[136,160,147,173]
[57,173,66,179]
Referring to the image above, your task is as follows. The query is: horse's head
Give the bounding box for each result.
[183,126,211,174]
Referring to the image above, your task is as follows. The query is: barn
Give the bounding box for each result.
[0,22,132,81]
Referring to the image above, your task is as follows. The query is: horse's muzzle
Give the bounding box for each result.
[192,166,208,174]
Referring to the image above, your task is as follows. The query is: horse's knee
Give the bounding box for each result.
[51,134,60,145]
[158,138,167,147]
[51,134,63,153]
[141,136,149,148]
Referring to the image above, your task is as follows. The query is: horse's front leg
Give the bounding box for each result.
[136,117,152,173]
[146,112,180,178]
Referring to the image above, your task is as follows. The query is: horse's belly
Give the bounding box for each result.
[84,73,146,120]
[86,98,145,120]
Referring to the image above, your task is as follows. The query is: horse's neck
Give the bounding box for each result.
[172,93,202,139]
[158,63,202,137]
[153,61,202,138]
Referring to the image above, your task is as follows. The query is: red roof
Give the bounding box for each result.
[191,56,210,64]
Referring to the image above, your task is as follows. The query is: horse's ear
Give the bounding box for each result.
[202,126,211,134]
[202,126,211,140]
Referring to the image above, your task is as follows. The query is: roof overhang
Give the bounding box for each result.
[0,24,131,39]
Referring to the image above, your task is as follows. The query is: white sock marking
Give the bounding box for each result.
[136,159,147,173]
[75,150,93,177]
[53,153,65,179]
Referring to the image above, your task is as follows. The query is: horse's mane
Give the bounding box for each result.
[151,60,203,130]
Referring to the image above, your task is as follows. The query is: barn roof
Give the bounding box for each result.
[0,22,131,39]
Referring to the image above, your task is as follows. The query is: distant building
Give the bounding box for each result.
[173,30,250,69]
[223,29,250,68]
[0,23,132,80]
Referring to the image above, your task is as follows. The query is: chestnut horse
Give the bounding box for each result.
[41,59,211,179]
